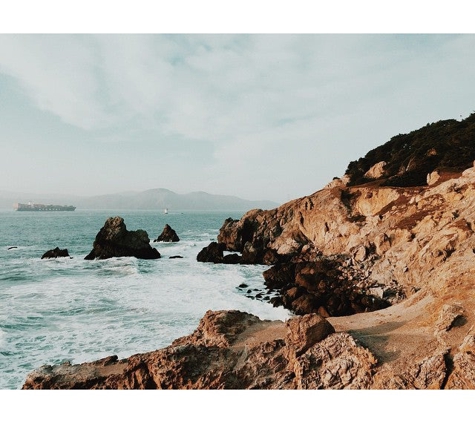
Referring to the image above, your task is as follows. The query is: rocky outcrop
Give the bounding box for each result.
[41,247,70,259]
[196,242,242,264]
[22,310,376,389]
[263,258,391,316]
[23,302,475,389]
[198,163,475,318]
[154,224,180,242]
[84,216,160,260]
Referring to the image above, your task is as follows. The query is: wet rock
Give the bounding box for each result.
[155,224,180,242]
[41,247,70,259]
[196,242,226,263]
[84,216,160,260]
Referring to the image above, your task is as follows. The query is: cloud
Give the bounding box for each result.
[2,34,475,202]
[0,35,114,130]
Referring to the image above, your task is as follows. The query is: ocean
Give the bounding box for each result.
[0,209,290,390]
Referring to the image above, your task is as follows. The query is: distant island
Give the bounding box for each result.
[1,188,279,211]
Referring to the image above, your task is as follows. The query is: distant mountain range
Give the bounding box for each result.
[0,188,279,211]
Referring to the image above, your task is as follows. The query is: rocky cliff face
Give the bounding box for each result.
[204,165,475,319]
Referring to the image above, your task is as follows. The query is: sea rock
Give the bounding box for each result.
[196,242,226,263]
[154,224,180,242]
[84,216,160,260]
[41,247,70,259]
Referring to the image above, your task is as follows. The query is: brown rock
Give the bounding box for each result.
[285,313,335,356]
[154,224,180,242]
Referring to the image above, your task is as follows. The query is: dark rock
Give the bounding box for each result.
[84,216,161,260]
[223,253,242,264]
[41,247,70,259]
[196,242,225,263]
[155,224,180,242]
[169,255,184,259]
[264,258,390,317]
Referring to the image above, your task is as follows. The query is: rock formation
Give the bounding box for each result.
[154,224,180,242]
[84,216,160,260]
[41,247,70,259]
[23,310,375,389]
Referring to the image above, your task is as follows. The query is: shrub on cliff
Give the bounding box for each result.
[346,112,475,187]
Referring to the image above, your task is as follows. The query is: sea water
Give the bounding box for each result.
[0,209,290,389]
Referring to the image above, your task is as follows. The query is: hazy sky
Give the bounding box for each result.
[1,32,475,203]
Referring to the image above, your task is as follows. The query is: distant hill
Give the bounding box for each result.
[77,189,279,211]
[0,188,279,211]
[345,112,475,187]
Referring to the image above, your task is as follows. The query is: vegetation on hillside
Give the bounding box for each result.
[346,112,475,187]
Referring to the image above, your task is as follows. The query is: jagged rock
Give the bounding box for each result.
[445,335,475,389]
[263,259,390,317]
[154,224,180,242]
[41,247,70,259]
[285,313,335,356]
[434,304,465,335]
[196,242,226,263]
[84,216,160,260]
[22,310,377,390]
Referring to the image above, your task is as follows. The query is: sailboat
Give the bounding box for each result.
[164,208,168,214]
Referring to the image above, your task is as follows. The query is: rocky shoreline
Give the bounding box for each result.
[22,161,475,389]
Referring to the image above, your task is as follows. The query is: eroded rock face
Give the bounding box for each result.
[154,224,180,242]
[22,310,374,390]
[84,216,160,260]
[199,163,475,320]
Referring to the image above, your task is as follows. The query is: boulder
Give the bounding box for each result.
[285,313,335,356]
[41,247,70,259]
[84,216,160,260]
[155,224,180,242]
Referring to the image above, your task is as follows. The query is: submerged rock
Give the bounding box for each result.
[84,216,160,260]
[154,224,180,242]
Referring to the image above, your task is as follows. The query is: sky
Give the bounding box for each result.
[1,4,475,204]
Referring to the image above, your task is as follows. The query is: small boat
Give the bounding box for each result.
[164,208,168,214]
